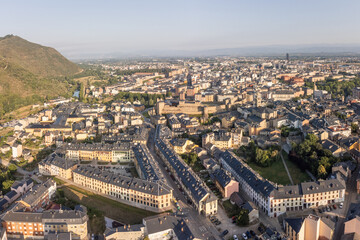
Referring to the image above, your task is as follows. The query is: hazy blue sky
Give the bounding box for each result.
[1,0,360,58]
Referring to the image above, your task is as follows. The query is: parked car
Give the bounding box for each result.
[329,205,333,211]
[340,203,343,209]
[333,204,337,209]
[222,230,229,236]
[246,231,251,238]
[319,208,323,213]
[233,235,239,240]
[242,233,248,240]
[326,206,331,212]
[258,227,264,233]
[250,230,256,236]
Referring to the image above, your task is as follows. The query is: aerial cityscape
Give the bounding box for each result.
[1,1,360,240]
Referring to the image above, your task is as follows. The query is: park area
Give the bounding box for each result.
[247,151,311,185]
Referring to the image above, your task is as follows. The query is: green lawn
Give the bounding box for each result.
[222,200,241,217]
[247,159,291,185]
[59,183,157,225]
[281,151,311,184]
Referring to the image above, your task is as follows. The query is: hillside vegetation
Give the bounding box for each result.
[0,35,82,117]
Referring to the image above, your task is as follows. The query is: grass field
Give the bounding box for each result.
[222,200,241,217]
[247,159,291,185]
[59,183,157,225]
[281,151,311,184]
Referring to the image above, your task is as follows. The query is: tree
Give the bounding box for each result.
[8,164,17,174]
[2,180,14,193]
[351,123,359,133]
[236,209,249,226]
[317,165,327,179]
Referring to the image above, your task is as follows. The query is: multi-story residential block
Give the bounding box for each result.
[143,213,204,240]
[212,169,239,199]
[169,138,192,154]
[42,210,88,239]
[2,208,88,240]
[17,179,56,212]
[73,166,172,212]
[132,144,163,181]
[2,212,44,239]
[104,224,145,240]
[65,142,133,163]
[39,154,77,179]
[202,131,232,149]
[155,125,218,216]
[284,214,334,240]
[220,151,345,217]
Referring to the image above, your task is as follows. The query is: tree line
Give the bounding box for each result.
[237,142,280,167]
[289,134,340,179]
[112,92,165,108]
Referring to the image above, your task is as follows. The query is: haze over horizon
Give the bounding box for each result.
[2,0,360,59]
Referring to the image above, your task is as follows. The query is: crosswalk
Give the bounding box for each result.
[199,226,207,232]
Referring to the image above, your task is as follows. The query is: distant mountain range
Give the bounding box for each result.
[67,44,360,60]
[0,35,81,116]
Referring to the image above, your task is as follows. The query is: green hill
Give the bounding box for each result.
[0,35,82,117]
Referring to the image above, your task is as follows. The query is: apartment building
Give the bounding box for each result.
[39,154,77,179]
[73,166,172,212]
[220,151,274,215]
[42,210,88,239]
[65,142,133,163]
[284,214,334,240]
[132,144,161,181]
[2,212,44,239]
[212,169,239,199]
[220,151,345,217]
[155,125,218,216]
[17,179,56,212]
[2,209,88,240]
[202,131,232,149]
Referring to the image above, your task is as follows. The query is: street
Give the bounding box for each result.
[146,127,224,239]
[333,165,359,240]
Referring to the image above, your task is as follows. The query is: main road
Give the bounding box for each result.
[146,127,223,240]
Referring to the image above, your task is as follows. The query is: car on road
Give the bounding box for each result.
[221,230,229,236]
[233,235,239,240]
[340,203,343,209]
[242,233,248,240]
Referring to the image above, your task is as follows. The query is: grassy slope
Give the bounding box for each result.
[0,35,80,77]
[59,182,158,224]
[0,35,82,116]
